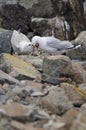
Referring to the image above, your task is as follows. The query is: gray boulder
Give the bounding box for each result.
[0,28,12,54]
[42,55,72,84]
[66,31,86,60]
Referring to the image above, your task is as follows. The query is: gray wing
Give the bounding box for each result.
[46,37,73,50]
[45,37,64,50]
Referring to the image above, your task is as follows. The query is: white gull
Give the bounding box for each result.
[31,36,74,54]
[11,30,34,54]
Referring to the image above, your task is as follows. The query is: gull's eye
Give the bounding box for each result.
[28,44,31,46]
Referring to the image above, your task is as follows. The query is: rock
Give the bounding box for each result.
[60,83,86,106]
[81,61,86,70]
[62,108,78,125]
[0,0,55,18]
[19,55,43,71]
[51,0,85,38]
[71,61,86,84]
[0,53,41,80]
[42,55,72,84]
[19,0,55,17]
[12,80,42,98]
[0,0,18,6]
[11,120,25,130]
[78,83,86,92]
[0,95,8,105]
[66,31,86,60]
[54,16,74,40]
[0,103,49,121]
[0,4,31,34]
[70,110,86,130]
[0,28,12,54]
[80,103,86,111]
[31,17,56,36]
[0,70,20,84]
[44,119,66,130]
[75,31,86,41]
[83,1,86,18]
[42,86,73,114]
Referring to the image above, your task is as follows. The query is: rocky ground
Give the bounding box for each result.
[0,29,86,130]
[0,0,86,130]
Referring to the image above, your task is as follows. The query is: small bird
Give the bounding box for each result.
[11,30,34,54]
[31,36,74,54]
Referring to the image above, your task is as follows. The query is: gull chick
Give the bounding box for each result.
[11,30,34,54]
[31,36,74,54]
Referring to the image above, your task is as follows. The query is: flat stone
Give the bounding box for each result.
[0,53,41,80]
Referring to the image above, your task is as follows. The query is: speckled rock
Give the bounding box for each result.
[42,55,72,84]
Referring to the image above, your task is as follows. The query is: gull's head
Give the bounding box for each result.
[31,36,41,49]
[20,41,34,53]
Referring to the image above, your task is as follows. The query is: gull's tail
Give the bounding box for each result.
[67,44,81,49]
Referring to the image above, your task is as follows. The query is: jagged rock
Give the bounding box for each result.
[0,53,41,80]
[42,55,72,84]
[42,86,73,114]
[66,31,86,60]
[0,4,31,34]
[0,28,12,54]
